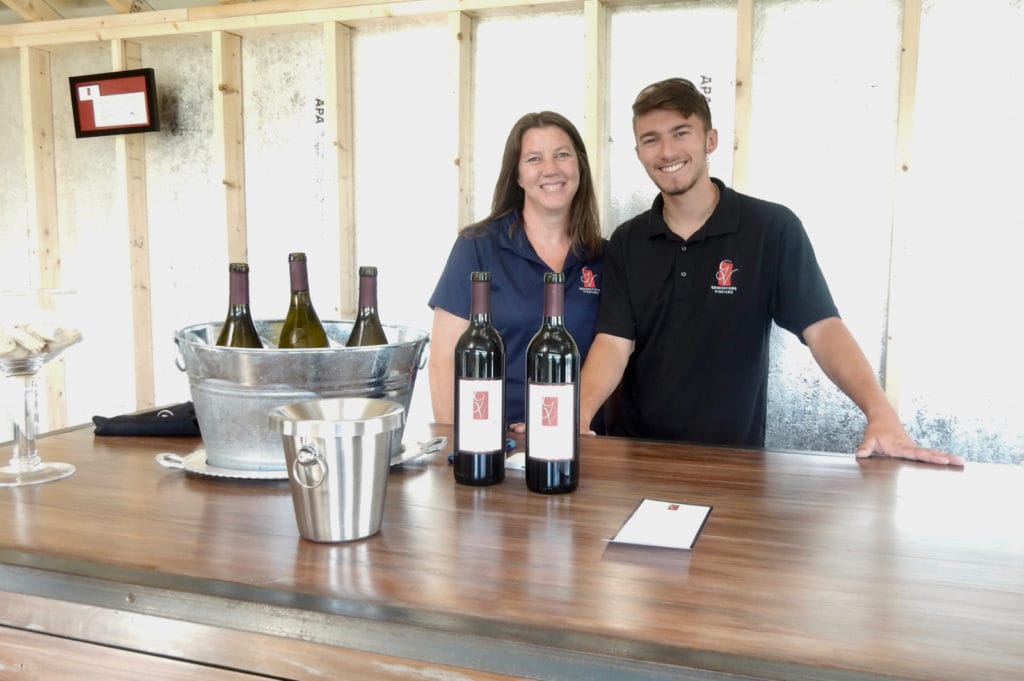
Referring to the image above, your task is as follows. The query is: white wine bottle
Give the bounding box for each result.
[346,266,388,347]
[453,271,506,486]
[216,262,263,348]
[525,272,579,494]
[278,252,328,348]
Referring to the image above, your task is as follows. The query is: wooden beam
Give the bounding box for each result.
[324,22,355,316]
[582,0,607,230]
[1,0,61,22]
[0,0,581,50]
[212,31,248,263]
[111,38,155,409]
[20,45,66,429]
[732,0,753,192]
[883,0,923,413]
[106,0,155,13]
[448,11,472,232]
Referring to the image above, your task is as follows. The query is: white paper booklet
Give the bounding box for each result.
[610,498,712,550]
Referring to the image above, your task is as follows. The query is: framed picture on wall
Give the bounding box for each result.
[68,68,160,138]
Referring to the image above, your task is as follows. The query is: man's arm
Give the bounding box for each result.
[428,307,469,425]
[579,332,634,433]
[802,317,963,466]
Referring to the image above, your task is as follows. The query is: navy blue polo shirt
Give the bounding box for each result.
[598,178,838,447]
[430,212,603,426]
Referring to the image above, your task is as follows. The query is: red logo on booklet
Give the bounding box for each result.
[472,391,489,420]
[541,396,558,426]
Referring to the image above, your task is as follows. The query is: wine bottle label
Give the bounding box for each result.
[527,382,575,461]
[457,378,504,451]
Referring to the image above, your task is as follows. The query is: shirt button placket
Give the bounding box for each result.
[674,242,695,302]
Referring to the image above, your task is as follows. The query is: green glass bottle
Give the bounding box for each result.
[278,252,329,349]
[216,262,263,348]
[346,266,388,347]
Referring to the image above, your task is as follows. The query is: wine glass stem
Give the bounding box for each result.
[10,374,41,470]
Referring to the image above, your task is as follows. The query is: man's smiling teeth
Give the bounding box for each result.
[660,161,685,172]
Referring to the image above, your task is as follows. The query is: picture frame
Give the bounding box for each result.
[69,68,160,138]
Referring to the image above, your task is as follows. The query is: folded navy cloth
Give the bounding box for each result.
[92,402,201,437]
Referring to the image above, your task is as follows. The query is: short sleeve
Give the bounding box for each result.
[595,227,637,341]
[771,216,839,341]
[429,235,482,319]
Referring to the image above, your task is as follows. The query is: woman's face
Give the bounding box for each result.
[516,125,580,219]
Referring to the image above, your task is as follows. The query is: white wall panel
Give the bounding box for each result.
[243,31,334,321]
[352,22,453,431]
[894,0,1024,463]
[50,46,137,430]
[472,12,586,222]
[608,1,737,231]
[749,0,901,453]
[143,38,220,408]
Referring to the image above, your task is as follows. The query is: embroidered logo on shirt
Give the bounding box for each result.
[711,260,738,295]
[579,267,599,295]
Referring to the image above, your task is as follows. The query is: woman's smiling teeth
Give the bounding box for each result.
[541,181,566,192]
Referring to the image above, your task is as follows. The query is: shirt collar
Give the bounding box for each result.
[497,210,584,269]
[643,177,740,243]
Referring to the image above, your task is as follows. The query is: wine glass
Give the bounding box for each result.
[1,289,82,487]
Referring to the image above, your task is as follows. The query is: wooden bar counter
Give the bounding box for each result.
[1,425,1022,680]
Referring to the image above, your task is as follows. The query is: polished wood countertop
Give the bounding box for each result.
[1,425,1022,681]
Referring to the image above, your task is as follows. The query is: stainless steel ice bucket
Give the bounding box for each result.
[270,397,404,543]
[174,320,428,471]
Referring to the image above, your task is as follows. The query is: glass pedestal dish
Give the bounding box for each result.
[1,289,81,487]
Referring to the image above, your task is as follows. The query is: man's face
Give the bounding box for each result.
[634,108,717,197]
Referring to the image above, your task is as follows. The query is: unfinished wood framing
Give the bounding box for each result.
[106,0,155,13]
[732,0,753,192]
[111,38,155,409]
[582,0,608,226]
[1,0,61,22]
[19,45,66,428]
[211,30,247,263]
[324,21,355,316]
[883,0,923,411]
[448,11,473,232]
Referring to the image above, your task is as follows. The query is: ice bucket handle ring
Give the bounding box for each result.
[173,337,187,372]
[293,444,327,489]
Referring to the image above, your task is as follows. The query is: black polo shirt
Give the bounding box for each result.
[597,178,838,447]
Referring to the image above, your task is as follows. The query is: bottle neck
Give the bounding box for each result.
[542,280,564,325]
[229,270,251,308]
[289,259,310,294]
[470,278,491,324]
[358,274,378,310]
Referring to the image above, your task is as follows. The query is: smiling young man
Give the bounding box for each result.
[579,77,962,466]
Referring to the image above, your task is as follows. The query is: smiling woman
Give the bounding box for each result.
[428,111,604,433]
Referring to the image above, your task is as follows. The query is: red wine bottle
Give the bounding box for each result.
[525,272,579,494]
[216,262,263,348]
[453,271,506,486]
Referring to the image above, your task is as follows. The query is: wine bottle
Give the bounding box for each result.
[453,271,506,486]
[278,252,329,348]
[216,262,263,348]
[525,272,579,494]
[346,266,388,347]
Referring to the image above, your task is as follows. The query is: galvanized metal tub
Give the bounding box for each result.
[174,320,428,471]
